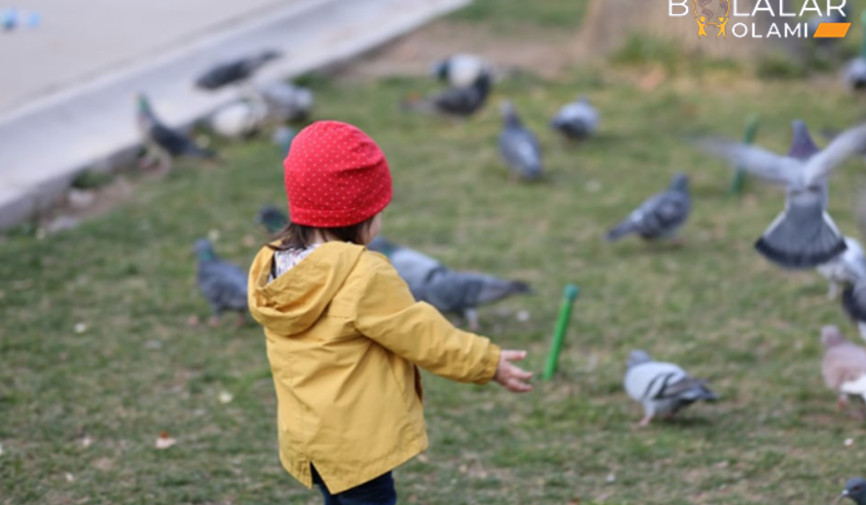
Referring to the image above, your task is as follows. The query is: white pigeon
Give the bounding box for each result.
[624,350,717,426]
[208,97,268,139]
[700,120,866,269]
[550,96,599,140]
[817,236,866,299]
[257,81,314,122]
[822,325,866,408]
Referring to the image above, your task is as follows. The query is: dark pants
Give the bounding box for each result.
[311,465,397,505]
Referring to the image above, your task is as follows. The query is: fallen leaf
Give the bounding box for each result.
[65,472,75,483]
[218,391,234,404]
[74,322,87,334]
[568,499,580,505]
[845,438,854,447]
[80,436,93,448]
[208,229,221,242]
[516,310,530,322]
[155,431,177,450]
[606,472,616,483]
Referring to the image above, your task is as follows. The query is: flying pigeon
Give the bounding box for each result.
[195,50,281,90]
[499,101,543,181]
[431,53,492,88]
[257,81,314,122]
[821,325,866,409]
[605,173,690,242]
[194,238,248,327]
[135,93,215,172]
[839,477,866,505]
[207,97,268,139]
[550,96,599,140]
[368,237,530,330]
[699,120,866,269]
[624,350,717,426]
[403,73,491,118]
[817,236,866,299]
[255,205,289,235]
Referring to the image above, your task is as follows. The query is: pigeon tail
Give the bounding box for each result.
[605,219,635,242]
[755,200,846,269]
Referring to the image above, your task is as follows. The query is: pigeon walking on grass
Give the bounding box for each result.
[403,73,491,119]
[207,97,269,139]
[195,50,281,90]
[821,325,866,409]
[368,237,530,330]
[605,173,690,242]
[550,96,599,140]
[624,350,717,426]
[258,81,314,122]
[195,239,248,327]
[431,53,492,88]
[699,120,866,269]
[499,101,543,181]
[136,93,215,172]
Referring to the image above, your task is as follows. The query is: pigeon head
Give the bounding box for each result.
[821,325,846,348]
[194,238,218,261]
[500,101,522,127]
[626,350,652,368]
[669,172,689,192]
[840,477,866,505]
[787,120,819,160]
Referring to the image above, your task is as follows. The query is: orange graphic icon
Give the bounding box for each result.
[694,0,730,39]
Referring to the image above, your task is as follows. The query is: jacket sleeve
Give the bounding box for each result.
[352,255,501,385]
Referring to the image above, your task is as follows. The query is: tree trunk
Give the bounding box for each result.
[577,0,804,61]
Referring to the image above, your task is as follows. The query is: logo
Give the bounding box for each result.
[669,0,850,40]
[695,0,731,38]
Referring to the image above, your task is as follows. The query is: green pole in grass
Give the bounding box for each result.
[728,115,759,196]
[542,284,579,380]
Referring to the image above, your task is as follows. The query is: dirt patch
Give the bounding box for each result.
[332,20,582,82]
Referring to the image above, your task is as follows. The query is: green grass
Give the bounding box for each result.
[446,0,586,31]
[7,6,866,505]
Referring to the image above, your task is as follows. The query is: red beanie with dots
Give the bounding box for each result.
[283,121,392,228]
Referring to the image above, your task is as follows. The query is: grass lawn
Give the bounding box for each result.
[6,1,866,503]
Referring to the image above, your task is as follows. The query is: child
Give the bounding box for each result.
[248,120,532,505]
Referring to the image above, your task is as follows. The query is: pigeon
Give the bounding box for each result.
[403,73,491,118]
[194,238,248,327]
[257,81,314,122]
[368,237,530,330]
[207,97,269,139]
[431,53,491,88]
[272,126,296,156]
[550,96,599,140]
[135,93,215,172]
[623,350,717,426]
[841,278,866,341]
[699,120,866,269]
[605,173,690,242]
[499,101,543,181]
[255,205,289,235]
[844,58,866,91]
[839,477,866,505]
[821,325,866,408]
[195,50,281,90]
[817,237,866,299]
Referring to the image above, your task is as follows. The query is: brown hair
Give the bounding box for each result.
[268,217,375,251]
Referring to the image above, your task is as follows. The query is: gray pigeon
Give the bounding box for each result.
[368,237,530,330]
[499,101,543,181]
[550,96,599,140]
[844,58,866,91]
[841,278,866,342]
[699,120,866,269]
[821,325,866,409]
[195,50,281,90]
[624,350,717,426]
[194,239,248,327]
[606,173,690,242]
[136,94,215,172]
[839,477,866,505]
[431,53,491,88]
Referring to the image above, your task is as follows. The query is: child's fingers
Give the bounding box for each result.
[506,376,533,392]
[501,349,528,362]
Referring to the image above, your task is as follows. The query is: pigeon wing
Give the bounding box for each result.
[804,123,866,185]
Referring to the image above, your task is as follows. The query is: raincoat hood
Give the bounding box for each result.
[248,241,365,335]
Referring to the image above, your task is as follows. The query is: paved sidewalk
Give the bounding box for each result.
[0,0,469,230]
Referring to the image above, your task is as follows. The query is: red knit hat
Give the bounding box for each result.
[283,121,392,227]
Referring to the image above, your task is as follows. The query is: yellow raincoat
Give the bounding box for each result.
[248,241,502,493]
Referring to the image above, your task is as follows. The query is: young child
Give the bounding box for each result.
[248,120,532,505]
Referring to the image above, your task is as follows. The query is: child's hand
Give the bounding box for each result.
[494,350,533,393]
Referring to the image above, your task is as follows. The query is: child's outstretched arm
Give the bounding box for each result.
[495,350,533,393]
